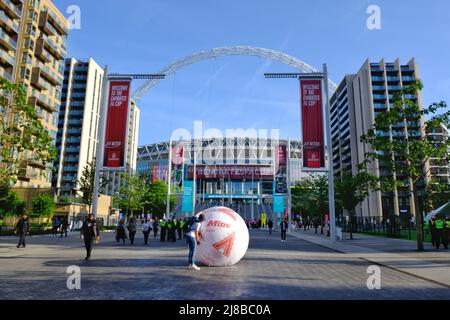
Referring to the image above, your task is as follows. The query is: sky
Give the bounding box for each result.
[54,0,450,145]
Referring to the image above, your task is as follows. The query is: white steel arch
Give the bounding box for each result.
[132,46,338,101]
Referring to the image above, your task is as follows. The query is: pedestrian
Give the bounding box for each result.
[153,218,159,239]
[280,218,288,243]
[115,219,127,243]
[60,217,69,238]
[142,219,151,245]
[171,219,177,243]
[313,219,319,234]
[430,217,437,247]
[0,215,4,235]
[15,214,30,248]
[80,214,99,260]
[446,217,450,245]
[127,218,137,245]
[185,214,205,271]
[52,216,60,238]
[160,218,167,242]
[177,219,183,240]
[435,216,448,250]
[267,220,274,235]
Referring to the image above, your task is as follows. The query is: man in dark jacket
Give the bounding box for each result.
[80,214,99,260]
[15,214,30,248]
[280,218,288,243]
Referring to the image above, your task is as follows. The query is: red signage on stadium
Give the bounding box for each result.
[301,79,325,169]
[104,80,131,168]
[188,165,274,180]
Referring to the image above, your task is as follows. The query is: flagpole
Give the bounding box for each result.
[287,137,292,234]
[166,140,173,219]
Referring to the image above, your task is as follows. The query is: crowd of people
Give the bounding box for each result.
[429,215,450,250]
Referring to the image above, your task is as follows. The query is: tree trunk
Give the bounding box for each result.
[349,209,354,240]
[412,184,424,252]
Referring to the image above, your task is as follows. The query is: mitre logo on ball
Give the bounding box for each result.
[197,207,249,267]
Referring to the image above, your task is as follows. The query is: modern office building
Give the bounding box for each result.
[137,138,304,219]
[13,0,69,188]
[0,0,24,82]
[102,99,140,196]
[53,57,105,197]
[330,58,426,219]
[428,124,450,185]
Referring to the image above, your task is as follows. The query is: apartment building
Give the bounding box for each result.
[53,57,105,197]
[331,58,426,219]
[13,0,69,188]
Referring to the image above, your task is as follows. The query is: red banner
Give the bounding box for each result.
[301,79,325,169]
[104,80,131,168]
[188,165,273,180]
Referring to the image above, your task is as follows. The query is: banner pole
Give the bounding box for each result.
[92,66,109,218]
[323,64,337,242]
[166,140,173,219]
[287,137,292,234]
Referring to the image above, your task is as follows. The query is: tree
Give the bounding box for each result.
[292,174,329,234]
[77,159,106,214]
[0,78,56,189]
[118,173,145,218]
[142,180,176,219]
[334,169,372,240]
[0,185,26,217]
[361,80,450,251]
[30,194,55,218]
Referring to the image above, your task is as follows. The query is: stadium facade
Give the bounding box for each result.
[137,138,304,219]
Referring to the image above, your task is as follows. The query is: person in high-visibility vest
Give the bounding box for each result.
[445,217,450,247]
[160,219,167,242]
[171,219,177,243]
[177,219,183,240]
[429,217,437,247]
[435,216,448,250]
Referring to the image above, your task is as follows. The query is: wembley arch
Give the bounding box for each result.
[132,46,338,100]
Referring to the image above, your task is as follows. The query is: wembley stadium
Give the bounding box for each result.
[137,138,305,220]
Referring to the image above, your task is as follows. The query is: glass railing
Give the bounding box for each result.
[3,0,22,18]
[0,28,17,48]
[0,67,12,80]
[0,10,19,33]
[0,47,15,65]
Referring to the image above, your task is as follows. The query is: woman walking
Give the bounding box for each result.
[15,214,30,248]
[115,219,127,243]
[80,214,99,260]
[152,218,159,239]
[127,218,137,245]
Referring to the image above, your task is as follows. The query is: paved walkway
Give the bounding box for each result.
[0,230,449,300]
[289,229,450,287]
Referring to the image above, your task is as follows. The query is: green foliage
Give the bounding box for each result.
[0,185,26,217]
[118,172,146,216]
[292,174,329,222]
[77,159,106,214]
[142,180,176,219]
[360,80,450,250]
[30,194,55,218]
[334,169,372,214]
[0,78,57,189]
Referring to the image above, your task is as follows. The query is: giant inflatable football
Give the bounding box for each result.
[196,207,249,267]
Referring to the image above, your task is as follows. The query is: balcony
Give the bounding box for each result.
[0,0,22,20]
[37,64,62,85]
[0,47,15,67]
[40,9,69,35]
[35,39,52,62]
[0,10,19,34]
[0,28,17,50]
[39,35,66,60]
[30,67,51,91]
[38,12,57,36]
[0,66,12,81]
[28,94,57,113]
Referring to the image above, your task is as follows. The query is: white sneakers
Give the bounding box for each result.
[189,264,201,271]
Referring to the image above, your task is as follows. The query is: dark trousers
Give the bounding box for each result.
[436,230,448,249]
[153,228,158,239]
[160,228,166,242]
[17,234,27,247]
[177,228,182,240]
[84,237,94,258]
[269,228,273,235]
[129,231,136,245]
[143,231,150,244]
[60,228,67,238]
[171,229,176,242]
[281,230,287,241]
[52,227,59,236]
